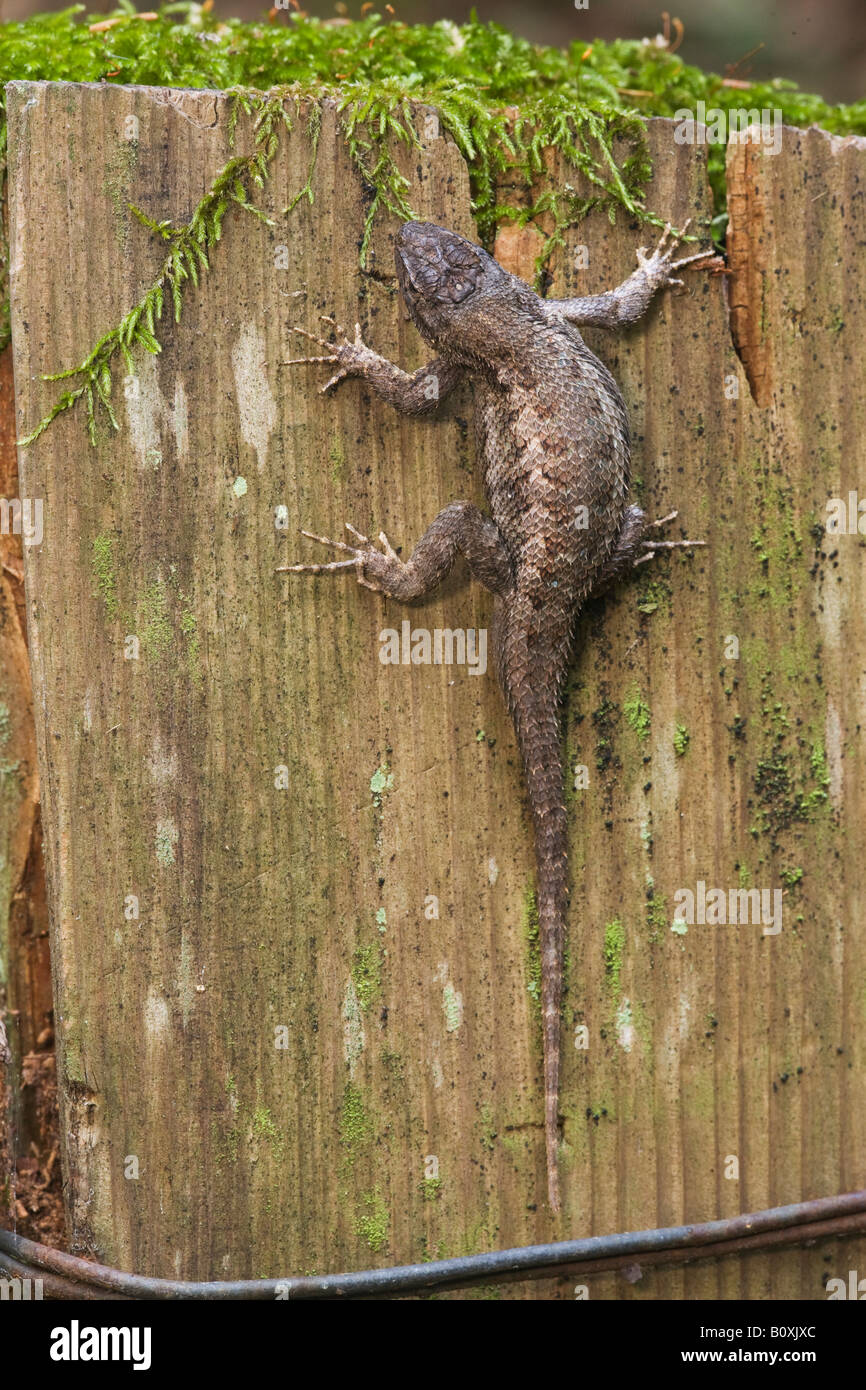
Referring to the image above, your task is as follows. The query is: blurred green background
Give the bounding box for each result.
[0,0,862,102]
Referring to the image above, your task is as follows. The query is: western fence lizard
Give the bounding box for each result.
[281,219,711,1213]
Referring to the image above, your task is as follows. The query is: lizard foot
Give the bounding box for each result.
[634,510,707,566]
[285,316,375,393]
[277,523,400,592]
[635,219,716,290]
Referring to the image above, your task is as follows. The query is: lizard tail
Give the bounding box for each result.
[512,681,569,1215]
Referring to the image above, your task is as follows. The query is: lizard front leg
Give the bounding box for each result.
[543,220,721,330]
[278,501,514,601]
[287,316,463,415]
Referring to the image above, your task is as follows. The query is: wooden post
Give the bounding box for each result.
[6,81,866,1295]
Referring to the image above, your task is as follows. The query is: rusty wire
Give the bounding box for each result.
[1,1190,865,1299]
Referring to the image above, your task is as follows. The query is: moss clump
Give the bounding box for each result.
[752,732,830,840]
[252,1104,285,1159]
[419,1176,442,1201]
[328,437,345,483]
[673,721,690,757]
[522,884,541,1020]
[8,7,866,443]
[91,532,119,618]
[603,917,625,1000]
[350,942,381,1013]
[645,893,667,944]
[3,6,863,262]
[354,1187,388,1253]
[339,1080,373,1161]
[635,576,672,616]
[138,579,173,658]
[623,686,651,742]
[18,84,293,447]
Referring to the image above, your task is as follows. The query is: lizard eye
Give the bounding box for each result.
[448,277,474,303]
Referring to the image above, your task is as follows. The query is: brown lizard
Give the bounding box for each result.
[281,218,712,1212]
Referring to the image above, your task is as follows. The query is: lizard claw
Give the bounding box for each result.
[287,319,372,392]
[634,511,706,566]
[634,217,714,291]
[285,326,340,368]
[277,523,400,592]
[321,368,349,394]
[290,325,334,350]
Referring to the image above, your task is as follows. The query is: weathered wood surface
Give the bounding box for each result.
[6,82,866,1295]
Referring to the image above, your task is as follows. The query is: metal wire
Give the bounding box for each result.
[2,1190,865,1299]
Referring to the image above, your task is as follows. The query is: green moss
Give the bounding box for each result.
[252,1104,285,1159]
[354,1187,389,1253]
[91,532,119,619]
[138,579,173,658]
[419,1177,442,1201]
[673,722,690,757]
[339,1080,373,1162]
[635,575,672,617]
[646,893,667,944]
[753,737,830,839]
[351,943,382,1013]
[380,1047,404,1081]
[747,480,806,610]
[808,741,831,805]
[522,884,541,1021]
[623,686,651,742]
[9,7,865,441]
[603,917,625,1001]
[586,1101,613,1125]
[329,438,345,483]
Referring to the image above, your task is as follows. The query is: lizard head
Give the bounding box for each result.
[395,221,517,355]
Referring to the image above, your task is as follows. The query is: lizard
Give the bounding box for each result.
[280,218,712,1214]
